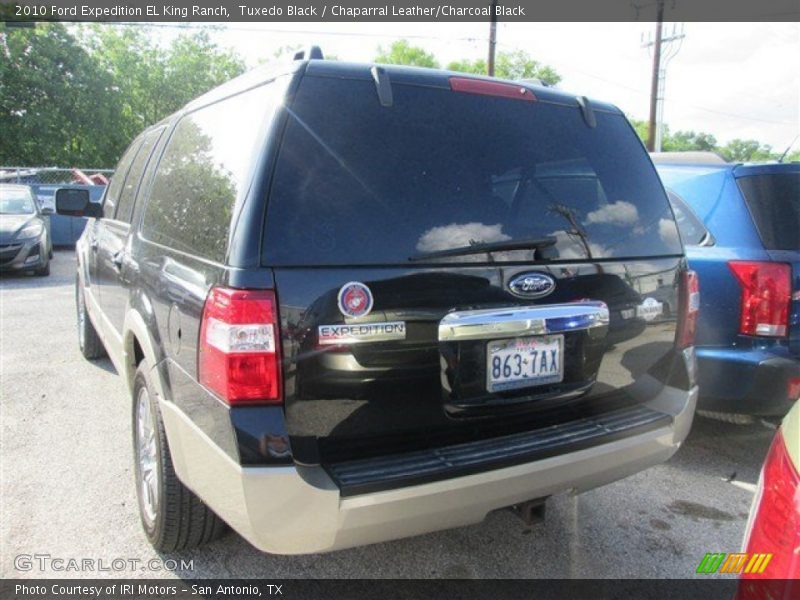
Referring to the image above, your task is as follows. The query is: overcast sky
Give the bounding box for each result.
[158,21,799,150]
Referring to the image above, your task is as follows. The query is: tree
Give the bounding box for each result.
[628,118,650,144]
[447,50,561,85]
[627,119,726,156]
[88,26,245,155]
[373,41,561,84]
[719,139,774,162]
[375,40,439,68]
[0,23,120,166]
[782,150,800,163]
[663,130,718,152]
[1,24,246,168]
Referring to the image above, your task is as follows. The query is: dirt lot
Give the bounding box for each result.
[0,250,776,579]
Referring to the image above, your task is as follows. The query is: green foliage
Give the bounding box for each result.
[375,40,561,84]
[446,50,561,85]
[498,50,561,85]
[783,150,800,163]
[86,26,244,157]
[444,57,487,75]
[375,40,439,68]
[1,24,245,167]
[718,138,774,162]
[663,130,718,152]
[2,26,789,170]
[626,117,785,163]
[629,118,650,144]
[0,23,119,166]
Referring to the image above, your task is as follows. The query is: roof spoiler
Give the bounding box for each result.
[293,46,324,61]
[576,96,596,129]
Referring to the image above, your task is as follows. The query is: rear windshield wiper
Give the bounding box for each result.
[409,237,557,262]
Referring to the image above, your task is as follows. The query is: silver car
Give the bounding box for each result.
[0,184,53,276]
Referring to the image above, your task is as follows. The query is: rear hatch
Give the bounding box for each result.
[735,165,800,355]
[264,65,687,483]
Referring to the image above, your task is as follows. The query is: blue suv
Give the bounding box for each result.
[655,153,799,418]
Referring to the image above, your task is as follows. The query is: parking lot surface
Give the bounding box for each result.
[1,250,777,579]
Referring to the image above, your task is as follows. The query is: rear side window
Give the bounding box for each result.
[141,82,280,262]
[115,127,164,224]
[264,76,681,265]
[737,173,800,251]
[667,191,712,246]
[103,138,143,219]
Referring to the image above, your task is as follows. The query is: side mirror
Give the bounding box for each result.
[55,188,102,218]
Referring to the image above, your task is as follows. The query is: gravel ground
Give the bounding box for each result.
[0,250,777,579]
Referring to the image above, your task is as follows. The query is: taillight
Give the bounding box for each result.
[728,261,791,337]
[788,377,800,402]
[741,429,800,580]
[676,270,700,349]
[198,287,282,405]
[449,77,536,102]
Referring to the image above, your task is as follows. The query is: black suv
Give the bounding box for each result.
[58,51,699,554]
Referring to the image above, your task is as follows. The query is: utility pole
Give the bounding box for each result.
[487,0,497,76]
[642,9,685,152]
[645,3,664,152]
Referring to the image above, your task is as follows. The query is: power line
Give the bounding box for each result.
[72,22,797,128]
[492,39,795,126]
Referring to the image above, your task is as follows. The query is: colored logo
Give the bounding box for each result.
[696,552,772,575]
[508,272,556,299]
[337,282,374,318]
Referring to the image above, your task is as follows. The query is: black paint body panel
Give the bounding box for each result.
[276,259,685,465]
[81,59,690,477]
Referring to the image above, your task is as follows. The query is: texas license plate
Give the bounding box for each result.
[486,335,564,393]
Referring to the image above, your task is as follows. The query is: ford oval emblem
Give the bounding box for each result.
[508,272,556,299]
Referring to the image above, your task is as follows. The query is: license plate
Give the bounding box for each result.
[486,335,564,393]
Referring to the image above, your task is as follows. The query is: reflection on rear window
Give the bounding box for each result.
[738,173,800,251]
[265,77,681,265]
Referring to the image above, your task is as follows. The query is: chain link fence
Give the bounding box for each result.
[0,166,114,186]
[1,167,113,245]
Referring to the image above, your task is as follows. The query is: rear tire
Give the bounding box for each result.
[75,275,105,359]
[132,364,227,551]
[697,410,755,425]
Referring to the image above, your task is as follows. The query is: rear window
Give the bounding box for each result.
[737,173,800,251]
[264,76,681,265]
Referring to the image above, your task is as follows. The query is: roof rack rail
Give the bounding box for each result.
[293,46,324,61]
